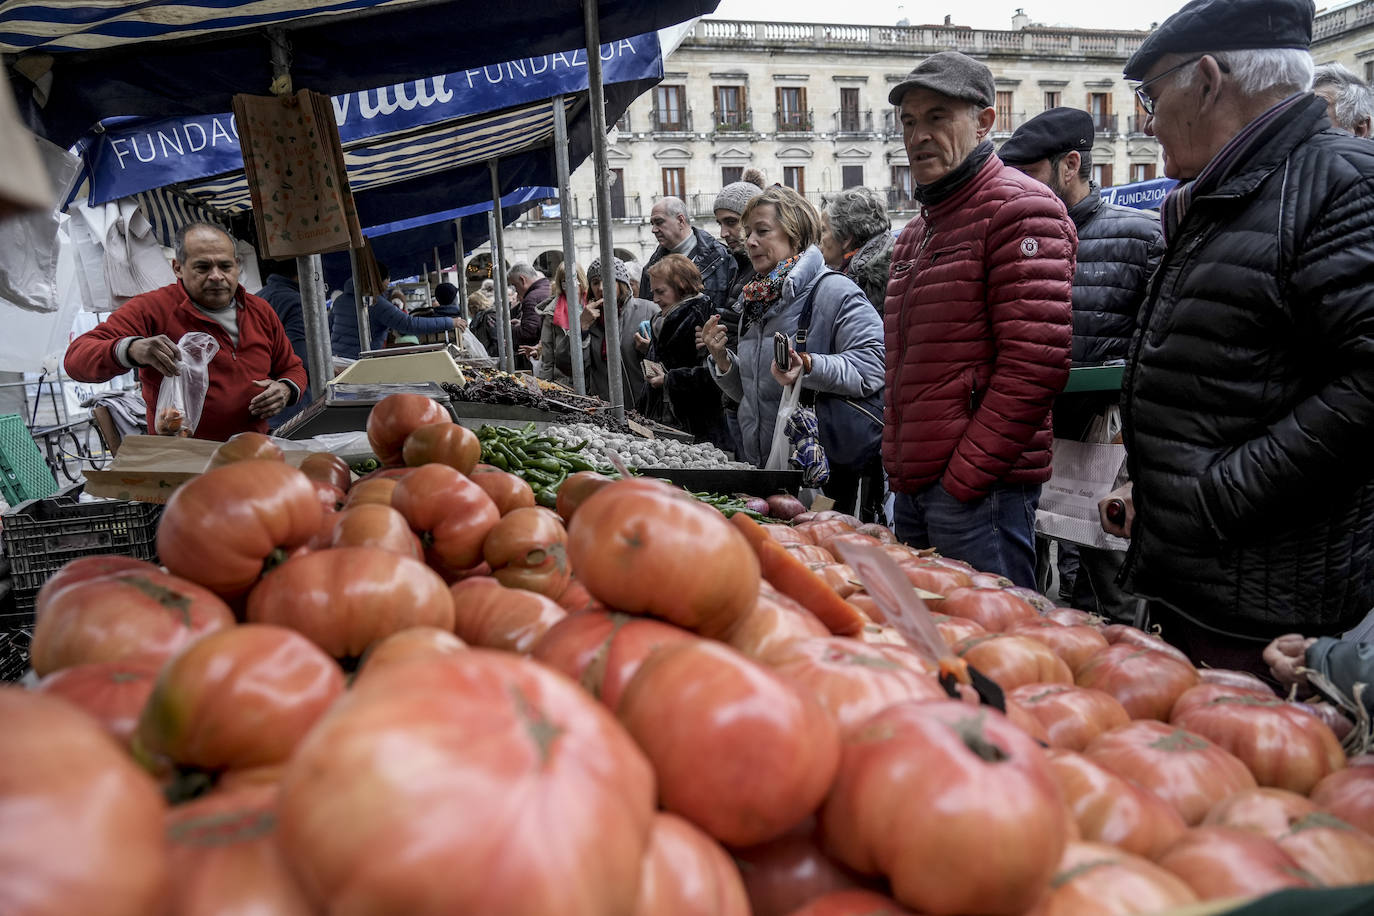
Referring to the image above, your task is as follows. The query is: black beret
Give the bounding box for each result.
[889,51,996,108]
[997,108,1095,165]
[1124,0,1314,82]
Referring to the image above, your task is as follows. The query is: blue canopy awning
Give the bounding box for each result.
[1100,177,1178,210]
[1,0,719,146]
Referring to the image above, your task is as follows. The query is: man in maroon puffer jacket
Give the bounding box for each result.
[883,51,1075,588]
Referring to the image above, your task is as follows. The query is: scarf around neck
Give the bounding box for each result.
[914,140,995,208]
[739,253,803,329]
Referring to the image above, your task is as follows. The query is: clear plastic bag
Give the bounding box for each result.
[154,331,219,437]
[765,381,803,470]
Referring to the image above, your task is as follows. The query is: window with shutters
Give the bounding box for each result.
[1130,163,1156,183]
[1092,163,1114,188]
[654,85,687,131]
[783,166,805,194]
[721,166,743,186]
[609,168,626,219]
[714,86,745,129]
[841,165,864,189]
[662,167,685,199]
[995,91,1016,132]
[1044,90,1061,110]
[1088,92,1113,133]
[890,165,914,208]
[839,87,862,132]
[777,87,809,131]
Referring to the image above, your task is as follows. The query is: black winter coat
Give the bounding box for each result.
[645,294,728,445]
[640,227,736,316]
[1121,95,1374,638]
[1066,192,1164,366]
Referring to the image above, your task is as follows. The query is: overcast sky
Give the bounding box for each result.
[709,1,1187,33]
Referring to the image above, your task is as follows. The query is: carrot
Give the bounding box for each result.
[730,514,868,636]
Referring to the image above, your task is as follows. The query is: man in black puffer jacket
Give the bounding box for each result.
[1001,107,1164,619]
[1099,0,1374,677]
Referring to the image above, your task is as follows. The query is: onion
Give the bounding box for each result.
[1293,701,1354,741]
[766,494,808,521]
[792,512,817,524]
[742,497,771,516]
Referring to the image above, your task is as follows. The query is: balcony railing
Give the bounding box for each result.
[651,107,693,133]
[712,107,754,133]
[513,193,645,223]
[1091,112,1118,135]
[883,109,900,136]
[834,108,874,134]
[614,111,631,132]
[1126,115,1150,135]
[775,109,815,132]
[882,187,919,211]
[993,112,1026,135]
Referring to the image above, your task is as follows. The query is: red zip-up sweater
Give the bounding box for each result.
[882,155,1075,501]
[65,282,308,442]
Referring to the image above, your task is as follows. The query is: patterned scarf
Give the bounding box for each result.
[740,253,802,330]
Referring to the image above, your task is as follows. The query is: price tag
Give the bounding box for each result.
[627,420,656,439]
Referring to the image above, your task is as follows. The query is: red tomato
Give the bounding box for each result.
[933,612,987,647]
[531,609,694,710]
[165,783,314,916]
[1155,827,1312,900]
[207,431,284,468]
[214,764,286,794]
[1004,695,1053,743]
[954,633,1075,690]
[938,586,1038,632]
[277,652,656,915]
[470,463,538,515]
[1025,841,1197,915]
[158,460,323,597]
[298,452,351,493]
[1169,682,1276,720]
[354,626,466,684]
[366,393,450,466]
[1275,811,1374,886]
[633,812,751,916]
[247,547,456,659]
[555,576,600,613]
[1172,693,1345,794]
[555,470,615,523]
[731,820,867,916]
[343,477,398,508]
[568,479,761,637]
[794,519,858,544]
[0,689,168,916]
[1004,618,1110,673]
[306,477,344,512]
[855,523,896,544]
[137,624,344,771]
[35,554,160,609]
[620,640,840,847]
[34,659,160,747]
[402,421,480,475]
[1099,624,1194,667]
[1203,787,1320,839]
[784,890,915,915]
[450,577,567,654]
[786,544,836,565]
[898,561,974,601]
[1045,606,1101,627]
[760,524,814,547]
[759,637,946,733]
[392,464,501,576]
[1075,643,1200,720]
[328,502,423,560]
[1311,766,1374,836]
[1044,750,1188,858]
[820,700,1068,915]
[721,583,830,659]
[1009,684,1131,751]
[1197,667,1274,691]
[817,531,882,563]
[1083,721,1256,825]
[483,506,571,598]
[30,568,236,676]
[809,563,858,598]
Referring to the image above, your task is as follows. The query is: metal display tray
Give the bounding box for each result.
[638,467,803,495]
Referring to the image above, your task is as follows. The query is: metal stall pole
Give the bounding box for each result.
[348,245,371,353]
[489,162,515,373]
[268,31,333,401]
[582,0,623,420]
[551,97,587,396]
[453,221,468,320]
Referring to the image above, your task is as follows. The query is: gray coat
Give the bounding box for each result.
[711,246,885,466]
[556,293,657,407]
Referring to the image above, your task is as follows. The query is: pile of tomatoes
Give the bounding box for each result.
[3,392,1373,916]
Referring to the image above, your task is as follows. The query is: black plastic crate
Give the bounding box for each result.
[1,491,162,624]
[0,627,32,682]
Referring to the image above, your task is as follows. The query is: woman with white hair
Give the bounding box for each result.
[819,187,893,312]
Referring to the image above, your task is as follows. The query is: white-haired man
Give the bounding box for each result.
[1312,62,1373,137]
[1103,0,1374,676]
[640,196,733,315]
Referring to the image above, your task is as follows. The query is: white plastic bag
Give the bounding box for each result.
[765,381,803,470]
[153,331,219,437]
[1035,405,1128,550]
[460,327,489,359]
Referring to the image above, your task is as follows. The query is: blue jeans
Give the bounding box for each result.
[893,482,1041,589]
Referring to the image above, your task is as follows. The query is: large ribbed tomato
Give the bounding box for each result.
[1154,826,1312,900]
[391,463,501,576]
[555,470,616,523]
[619,640,839,847]
[35,554,160,609]
[820,701,1069,915]
[786,890,915,915]
[1172,693,1346,794]
[1275,811,1374,886]
[932,612,986,647]
[0,689,168,916]
[1026,842,1196,916]
[1083,721,1256,825]
[1004,618,1110,674]
[1099,624,1193,667]
[1169,682,1275,720]
[450,577,567,653]
[354,626,466,684]
[1009,684,1130,751]
[721,584,830,659]
[366,393,450,466]
[632,812,750,916]
[165,783,314,916]
[731,820,867,916]
[954,633,1074,690]
[1203,787,1317,838]
[327,503,423,559]
[207,432,284,468]
[343,477,398,508]
[137,624,344,771]
[1044,750,1187,858]
[35,659,160,747]
[277,652,656,915]
[1075,644,1200,720]
[402,421,480,475]
[1311,767,1374,836]
[531,610,694,709]
[246,547,455,659]
[158,460,323,597]
[30,568,235,676]
[759,637,945,732]
[483,507,571,597]
[937,586,1037,631]
[470,463,537,514]
[568,479,760,637]
[298,452,351,493]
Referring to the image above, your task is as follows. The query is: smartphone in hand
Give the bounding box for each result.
[774,332,791,370]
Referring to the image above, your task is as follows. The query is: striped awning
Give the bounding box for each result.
[177,98,571,213]
[131,187,229,247]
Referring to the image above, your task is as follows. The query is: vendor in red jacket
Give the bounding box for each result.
[65,222,308,442]
[883,51,1075,588]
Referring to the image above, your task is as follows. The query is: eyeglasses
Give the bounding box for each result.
[1133,55,1230,117]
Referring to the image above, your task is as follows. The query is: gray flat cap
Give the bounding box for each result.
[888,51,996,108]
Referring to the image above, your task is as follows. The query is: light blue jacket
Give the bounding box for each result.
[712,246,885,466]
